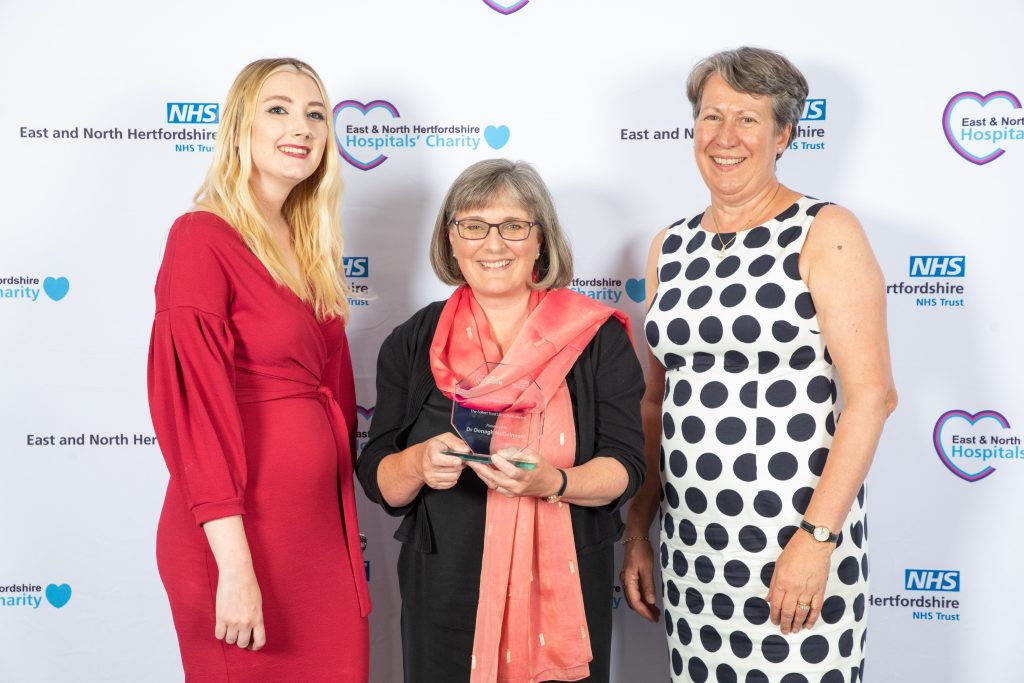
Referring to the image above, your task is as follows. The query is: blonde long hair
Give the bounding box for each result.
[195,58,350,321]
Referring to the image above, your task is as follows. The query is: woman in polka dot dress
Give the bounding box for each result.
[620,47,897,683]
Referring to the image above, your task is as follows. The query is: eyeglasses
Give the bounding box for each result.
[450,219,539,241]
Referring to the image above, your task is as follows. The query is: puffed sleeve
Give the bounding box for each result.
[147,213,248,526]
[589,319,646,512]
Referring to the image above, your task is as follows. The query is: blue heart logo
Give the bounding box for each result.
[43,277,70,301]
[45,583,72,608]
[484,125,510,150]
[625,278,646,303]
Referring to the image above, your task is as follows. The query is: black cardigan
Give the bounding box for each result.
[355,300,646,555]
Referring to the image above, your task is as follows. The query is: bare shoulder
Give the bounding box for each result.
[802,203,881,287]
[803,204,877,262]
[805,203,868,246]
[644,225,674,301]
[647,226,670,263]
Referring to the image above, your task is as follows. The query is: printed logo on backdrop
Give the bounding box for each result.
[943,90,1023,164]
[26,432,157,447]
[869,570,961,622]
[569,276,633,306]
[617,98,829,152]
[344,256,372,309]
[481,0,529,15]
[167,103,220,125]
[355,405,374,453]
[933,409,1021,482]
[885,256,967,308]
[17,102,218,153]
[788,99,828,151]
[0,275,69,302]
[333,100,510,171]
[0,583,72,610]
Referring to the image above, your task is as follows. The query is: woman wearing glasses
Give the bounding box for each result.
[356,159,645,683]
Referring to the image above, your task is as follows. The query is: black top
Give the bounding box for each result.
[355,300,646,682]
[356,300,647,555]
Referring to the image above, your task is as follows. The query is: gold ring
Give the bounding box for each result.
[797,602,811,611]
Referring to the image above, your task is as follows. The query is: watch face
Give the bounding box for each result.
[814,526,830,542]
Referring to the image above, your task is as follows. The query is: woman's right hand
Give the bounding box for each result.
[413,433,469,490]
[201,515,265,651]
[621,537,661,622]
[214,565,266,650]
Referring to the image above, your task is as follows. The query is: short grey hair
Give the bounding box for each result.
[686,46,809,153]
[429,159,574,290]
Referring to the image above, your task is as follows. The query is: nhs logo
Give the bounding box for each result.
[801,99,827,121]
[344,257,369,278]
[905,569,960,592]
[909,256,966,277]
[166,103,219,124]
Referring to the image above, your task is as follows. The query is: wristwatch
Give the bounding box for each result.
[799,519,839,543]
[545,469,568,503]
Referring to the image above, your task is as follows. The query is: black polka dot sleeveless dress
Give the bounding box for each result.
[645,197,867,683]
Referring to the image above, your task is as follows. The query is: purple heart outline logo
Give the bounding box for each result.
[932,409,1011,482]
[333,100,400,171]
[356,405,375,421]
[942,91,1022,165]
[482,0,529,15]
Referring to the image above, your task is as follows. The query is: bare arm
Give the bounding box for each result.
[621,227,669,622]
[800,204,898,530]
[376,433,468,508]
[202,515,265,651]
[767,204,898,635]
[470,450,629,506]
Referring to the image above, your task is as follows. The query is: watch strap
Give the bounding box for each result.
[545,468,568,503]
[799,519,839,543]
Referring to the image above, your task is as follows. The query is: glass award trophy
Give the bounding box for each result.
[441,363,543,470]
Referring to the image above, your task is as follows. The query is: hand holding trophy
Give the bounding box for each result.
[440,362,568,499]
[440,362,545,471]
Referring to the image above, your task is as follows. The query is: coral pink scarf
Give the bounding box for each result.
[430,285,629,683]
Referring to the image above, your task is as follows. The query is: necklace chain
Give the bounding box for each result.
[708,183,782,258]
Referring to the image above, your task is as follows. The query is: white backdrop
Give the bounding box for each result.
[1,1,1022,681]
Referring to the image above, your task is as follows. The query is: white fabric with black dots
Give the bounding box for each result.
[645,196,868,683]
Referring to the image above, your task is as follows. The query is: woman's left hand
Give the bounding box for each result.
[766,531,834,635]
[467,447,563,499]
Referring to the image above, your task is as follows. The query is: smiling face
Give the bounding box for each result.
[448,195,543,304]
[249,70,328,199]
[693,73,790,203]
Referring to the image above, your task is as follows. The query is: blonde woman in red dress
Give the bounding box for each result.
[148,58,370,681]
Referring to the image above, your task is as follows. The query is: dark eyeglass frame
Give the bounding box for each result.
[449,219,540,241]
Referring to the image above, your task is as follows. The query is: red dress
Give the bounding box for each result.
[148,211,370,682]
